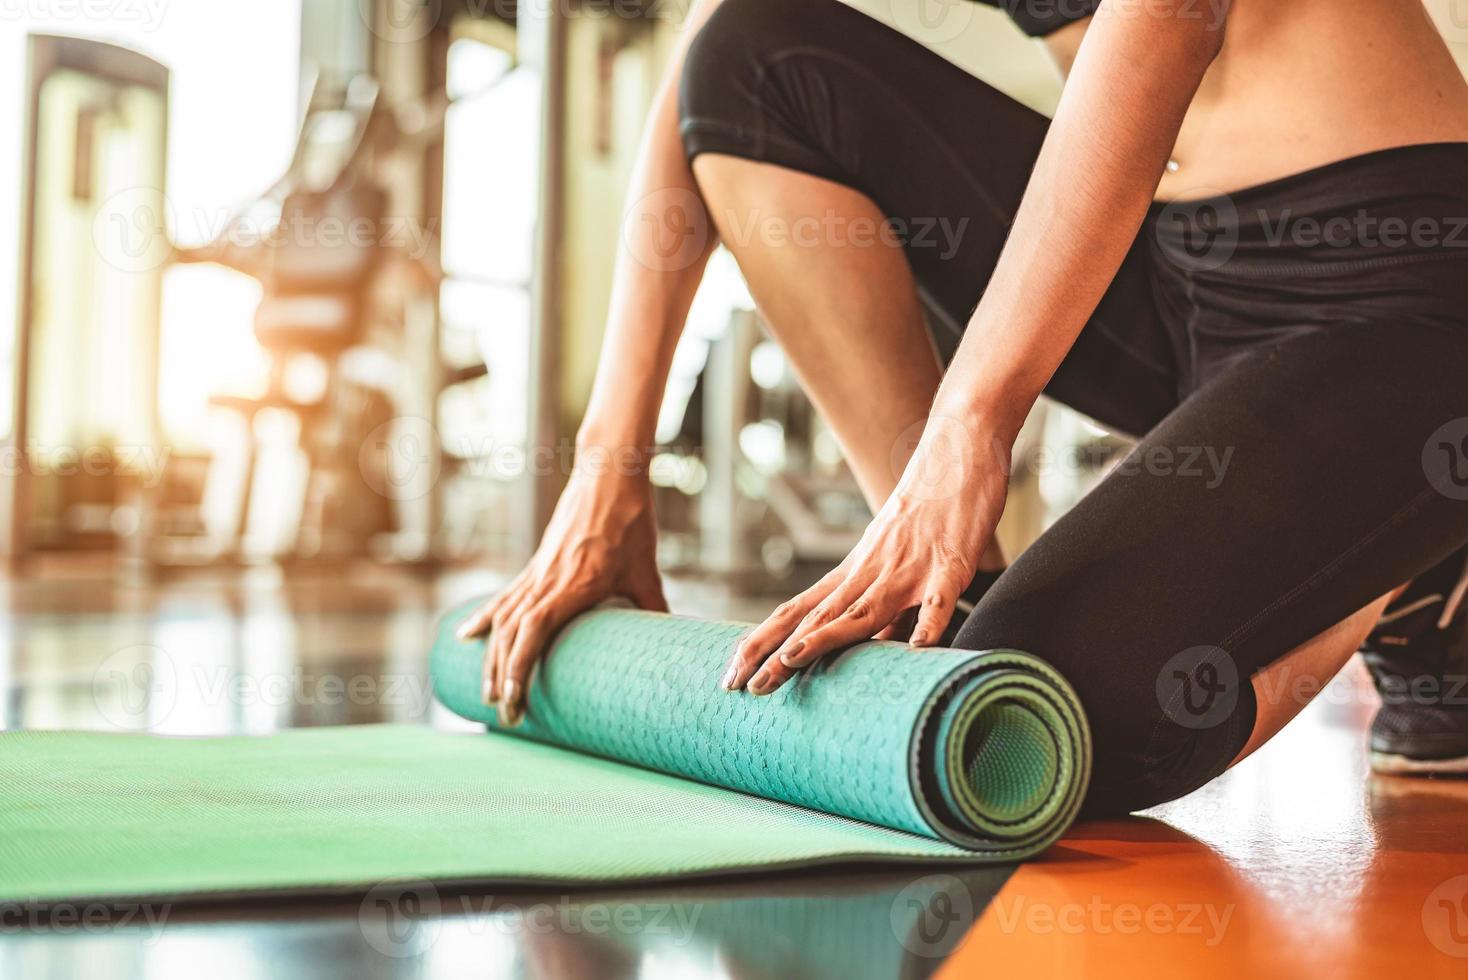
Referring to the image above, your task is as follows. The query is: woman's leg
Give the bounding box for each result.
[1233,592,1395,764]
[954,322,1468,814]
[689,156,945,510]
[678,0,1180,544]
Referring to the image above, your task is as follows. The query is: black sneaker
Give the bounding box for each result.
[1361,548,1468,776]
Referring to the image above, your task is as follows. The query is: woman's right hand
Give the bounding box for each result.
[455,467,667,727]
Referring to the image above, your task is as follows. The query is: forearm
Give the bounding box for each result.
[577,0,725,458]
[932,1,1228,448]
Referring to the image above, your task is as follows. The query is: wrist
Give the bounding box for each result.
[919,393,1026,471]
[572,431,655,480]
[917,409,1019,470]
[562,458,654,530]
[889,414,1012,509]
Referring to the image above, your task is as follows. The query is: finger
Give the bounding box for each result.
[458,592,507,641]
[769,583,899,676]
[764,566,880,667]
[623,573,669,614]
[876,607,918,642]
[909,583,961,648]
[751,580,886,695]
[478,583,528,703]
[487,636,504,704]
[498,602,560,728]
[486,593,529,706]
[721,569,842,691]
[744,652,799,696]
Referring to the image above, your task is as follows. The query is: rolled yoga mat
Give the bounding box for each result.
[0,602,1090,904]
[433,602,1091,854]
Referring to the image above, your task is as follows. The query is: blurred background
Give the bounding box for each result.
[3,8,1466,975]
[0,1,1464,698]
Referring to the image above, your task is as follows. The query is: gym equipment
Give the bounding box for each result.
[6,36,170,569]
[0,604,1089,903]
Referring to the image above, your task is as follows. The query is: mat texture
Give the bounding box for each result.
[0,602,1090,903]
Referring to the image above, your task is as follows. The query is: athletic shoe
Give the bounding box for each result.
[1361,548,1468,776]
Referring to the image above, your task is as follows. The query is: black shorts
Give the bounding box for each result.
[679,0,1468,813]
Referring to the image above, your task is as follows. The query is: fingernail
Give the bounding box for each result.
[777,641,805,668]
[497,681,523,728]
[457,624,470,640]
[482,677,494,704]
[721,664,739,690]
[748,669,772,695]
[909,631,926,648]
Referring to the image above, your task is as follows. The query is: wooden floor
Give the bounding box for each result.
[2,559,1465,978]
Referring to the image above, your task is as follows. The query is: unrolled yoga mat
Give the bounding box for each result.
[0,602,1090,903]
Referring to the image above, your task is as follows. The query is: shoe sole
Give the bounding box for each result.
[1370,751,1468,775]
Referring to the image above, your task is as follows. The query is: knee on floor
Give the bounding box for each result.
[951,597,1256,815]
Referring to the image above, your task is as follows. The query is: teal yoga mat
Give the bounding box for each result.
[0,602,1090,903]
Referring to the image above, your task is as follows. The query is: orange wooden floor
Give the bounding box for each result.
[3,560,1465,978]
[949,681,1468,978]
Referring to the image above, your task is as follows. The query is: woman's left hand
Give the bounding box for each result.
[722,420,1010,695]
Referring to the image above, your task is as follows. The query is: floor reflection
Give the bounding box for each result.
[0,868,1018,980]
[3,561,1466,977]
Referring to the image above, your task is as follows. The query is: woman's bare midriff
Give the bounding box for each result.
[1046,0,1468,201]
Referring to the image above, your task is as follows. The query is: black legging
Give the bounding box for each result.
[678,0,1468,814]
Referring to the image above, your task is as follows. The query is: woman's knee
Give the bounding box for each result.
[952,587,1256,814]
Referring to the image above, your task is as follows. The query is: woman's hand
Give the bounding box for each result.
[457,466,667,726]
[723,420,1009,695]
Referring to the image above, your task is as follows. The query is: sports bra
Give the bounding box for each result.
[978,0,1102,37]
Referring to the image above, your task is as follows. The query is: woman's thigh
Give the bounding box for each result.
[953,321,1468,814]
[678,0,1180,437]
